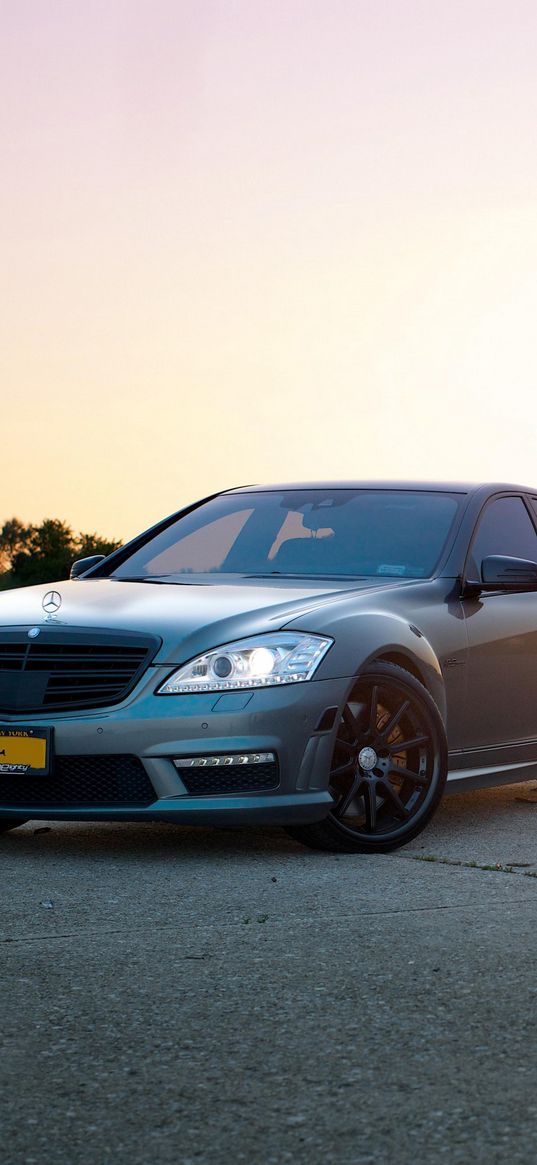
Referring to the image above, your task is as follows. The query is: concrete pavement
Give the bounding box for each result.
[3,783,537,1164]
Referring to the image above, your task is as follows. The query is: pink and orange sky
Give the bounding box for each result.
[2,0,537,541]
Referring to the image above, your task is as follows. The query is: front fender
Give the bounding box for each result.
[294,609,447,723]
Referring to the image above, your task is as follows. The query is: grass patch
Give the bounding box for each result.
[410,854,516,875]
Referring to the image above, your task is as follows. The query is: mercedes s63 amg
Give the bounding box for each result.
[1,481,537,853]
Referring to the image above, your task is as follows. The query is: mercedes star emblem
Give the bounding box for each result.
[28,627,41,639]
[42,590,62,614]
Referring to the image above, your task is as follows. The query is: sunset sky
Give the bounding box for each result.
[2,0,537,541]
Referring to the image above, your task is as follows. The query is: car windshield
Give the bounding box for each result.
[109,489,462,581]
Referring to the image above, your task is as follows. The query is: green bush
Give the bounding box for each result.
[0,517,121,590]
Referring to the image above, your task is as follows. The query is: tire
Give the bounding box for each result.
[0,818,27,834]
[287,662,447,854]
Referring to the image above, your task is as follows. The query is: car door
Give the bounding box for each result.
[461,494,537,751]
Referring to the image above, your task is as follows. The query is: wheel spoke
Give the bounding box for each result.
[335,737,355,755]
[336,773,363,818]
[379,780,411,820]
[388,734,428,754]
[368,686,379,734]
[381,699,410,741]
[363,782,378,831]
[389,764,427,787]
[331,760,355,778]
[343,705,362,738]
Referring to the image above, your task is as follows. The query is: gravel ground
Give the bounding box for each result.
[3,782,537,1165]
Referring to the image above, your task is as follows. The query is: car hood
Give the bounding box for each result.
[0,575,413,663]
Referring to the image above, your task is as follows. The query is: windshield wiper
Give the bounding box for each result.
[244,572,369,580]
[109,576,191,585]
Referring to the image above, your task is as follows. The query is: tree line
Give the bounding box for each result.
[0,518,121,590]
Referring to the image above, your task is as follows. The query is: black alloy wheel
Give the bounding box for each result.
[0,818,27,834]
[287,662,447,853]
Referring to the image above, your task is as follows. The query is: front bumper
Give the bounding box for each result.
[0,667,351,825]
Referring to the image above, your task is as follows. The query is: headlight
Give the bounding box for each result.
[157,632,333,694]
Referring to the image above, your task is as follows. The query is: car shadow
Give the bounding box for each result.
[0,819,307,864]
[3,781,537,867]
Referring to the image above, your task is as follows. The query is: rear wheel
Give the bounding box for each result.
[0,818,27,834]
[287,662,447,853]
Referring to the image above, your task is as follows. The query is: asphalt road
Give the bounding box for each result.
[4,782,537,1165]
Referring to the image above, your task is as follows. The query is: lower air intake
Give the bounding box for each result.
[176,758,280,796]
[0,755,155,807]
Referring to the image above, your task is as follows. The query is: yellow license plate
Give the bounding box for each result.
[0,726,51,776]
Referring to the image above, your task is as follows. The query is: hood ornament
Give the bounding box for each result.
[42,590,62,615]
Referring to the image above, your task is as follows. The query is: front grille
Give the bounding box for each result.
[0,755,155,807]
[0,628,160,712]
[179,761,280,796]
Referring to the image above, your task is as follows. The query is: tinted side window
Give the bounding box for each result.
[468,497,537,578]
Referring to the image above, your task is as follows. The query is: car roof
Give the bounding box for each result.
[225,480,537,495]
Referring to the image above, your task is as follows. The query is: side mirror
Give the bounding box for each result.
[481,554,537,590]
[70,554,105,579]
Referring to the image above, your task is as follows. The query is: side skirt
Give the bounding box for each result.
[447,754,537,792]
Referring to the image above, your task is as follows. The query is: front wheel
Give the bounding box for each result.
[287,662,447,854]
